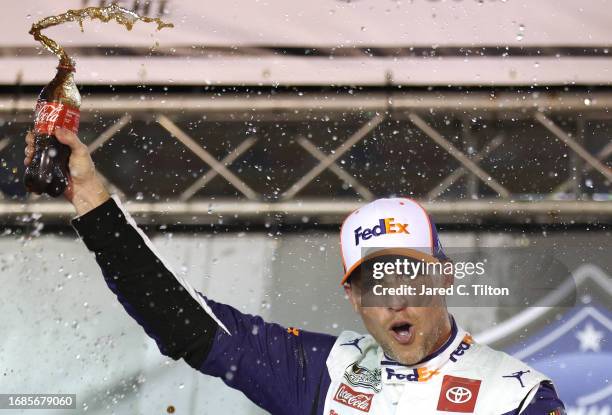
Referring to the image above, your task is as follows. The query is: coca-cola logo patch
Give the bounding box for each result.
[34,101,80,135]
[437,375,481,413]
[333,383,374,413]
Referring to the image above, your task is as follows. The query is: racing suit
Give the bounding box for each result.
[72,196,566,414]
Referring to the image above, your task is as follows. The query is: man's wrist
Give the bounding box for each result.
[72,178,111,216]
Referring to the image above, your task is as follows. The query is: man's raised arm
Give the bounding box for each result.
[25,126,224,367]
[24,127,335,415]
[71,194,225,367]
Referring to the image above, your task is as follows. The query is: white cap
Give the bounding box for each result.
[339,198,446,284]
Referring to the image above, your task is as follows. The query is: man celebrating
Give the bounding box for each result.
[25,128,565,414]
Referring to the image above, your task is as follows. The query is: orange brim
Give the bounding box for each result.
[340,247,440,286]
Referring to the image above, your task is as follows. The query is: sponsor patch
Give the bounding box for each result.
[436,375,481,413]
[385,367,439,382]
[502,370,531,388]
[333,383,374,413]
[448,334,473,363]
[344,363,382,392]
[286,327,300,336]
[340,336,365,353]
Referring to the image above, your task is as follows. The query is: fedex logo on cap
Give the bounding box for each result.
[354,218,409,246]
[340,198,444,285]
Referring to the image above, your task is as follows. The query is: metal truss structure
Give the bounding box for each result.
[0,90,610,225]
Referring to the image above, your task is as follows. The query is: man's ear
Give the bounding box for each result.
[344,283,360,313]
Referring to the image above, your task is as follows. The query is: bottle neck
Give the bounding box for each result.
[56,65,75,75]
[52,65,76,86]
[57,55,76,72]
[40,59,81,107]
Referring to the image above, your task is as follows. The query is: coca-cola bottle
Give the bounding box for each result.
[24,61,81,197]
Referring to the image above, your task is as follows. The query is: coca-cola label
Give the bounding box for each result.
[333,383,374,413]
[34,100,80,135]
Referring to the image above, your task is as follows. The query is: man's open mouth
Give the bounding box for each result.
[390,321,414,345]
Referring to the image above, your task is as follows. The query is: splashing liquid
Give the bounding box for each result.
[24,5,172,197]
[29,3,173,66]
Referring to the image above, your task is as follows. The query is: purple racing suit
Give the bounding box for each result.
[72,196,565,415]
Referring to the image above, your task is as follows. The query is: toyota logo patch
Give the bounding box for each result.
[446,386,472,404]
[437,375,482,413]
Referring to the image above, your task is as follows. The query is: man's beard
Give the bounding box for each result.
[380,332,438,366]
[381,342,422,366]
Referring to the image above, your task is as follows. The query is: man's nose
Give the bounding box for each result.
[389,305,407,313]
[387,297,408,312]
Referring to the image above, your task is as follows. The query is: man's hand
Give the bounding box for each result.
[24,127,110,216]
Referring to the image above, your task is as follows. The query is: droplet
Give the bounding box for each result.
[516,24,525,41]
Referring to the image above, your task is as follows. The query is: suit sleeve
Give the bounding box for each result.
[71,195,335,415]
[200,298,335,414]
[517,381,566,415]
